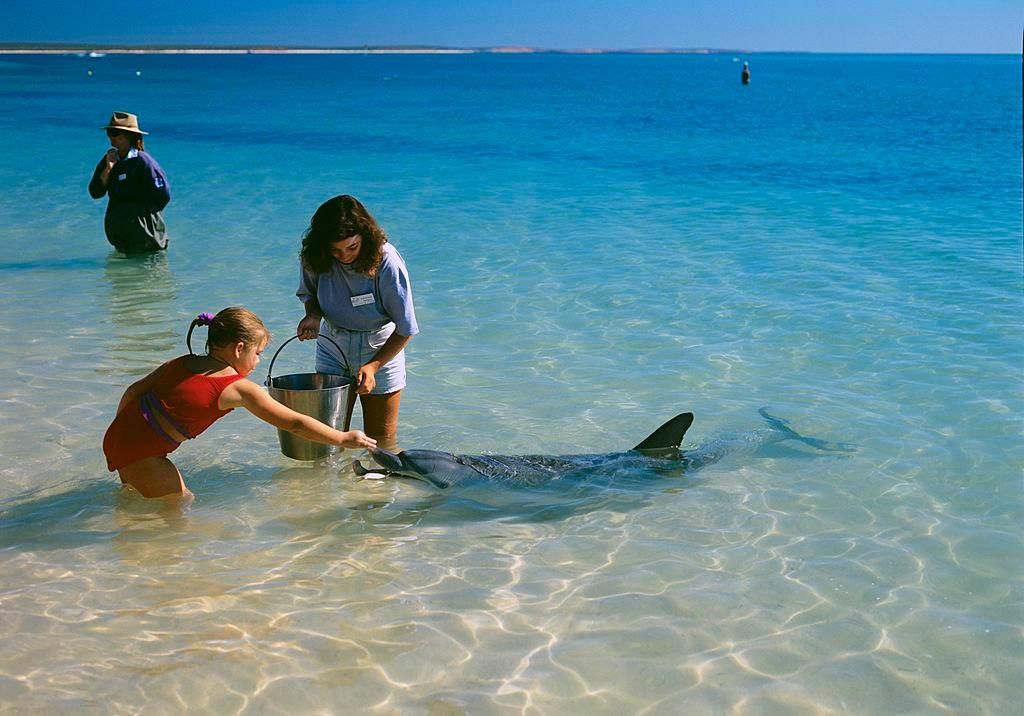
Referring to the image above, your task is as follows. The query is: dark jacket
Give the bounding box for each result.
[89,150,171,253]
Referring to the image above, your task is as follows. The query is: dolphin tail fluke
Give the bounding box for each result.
[758,408,856,453]
[632,412,694,453]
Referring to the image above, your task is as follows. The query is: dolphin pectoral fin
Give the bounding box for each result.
[633,412,695,452]
[351,460,388,480]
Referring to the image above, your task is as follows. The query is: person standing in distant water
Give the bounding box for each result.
[296,195,419,445]
[88,112,171,254]
[741,62,751,85]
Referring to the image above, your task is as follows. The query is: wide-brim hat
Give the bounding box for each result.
[101,111,148,135]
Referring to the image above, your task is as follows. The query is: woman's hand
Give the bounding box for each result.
[339,430,376,449]
[354,333,410,395]
[297,315,321,341]
[356,363,378,395]
[96,148,118,187]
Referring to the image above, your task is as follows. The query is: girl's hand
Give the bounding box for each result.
[297,315,320,341]
[341,430,376,449]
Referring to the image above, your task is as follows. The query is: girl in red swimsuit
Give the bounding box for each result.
[103,307,375,499]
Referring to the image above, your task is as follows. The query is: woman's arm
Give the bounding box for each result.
[296,265,323,340]
[358,251,418,392]
[142,156,171,210]
[219,379,377,449]
[88,152,117,198]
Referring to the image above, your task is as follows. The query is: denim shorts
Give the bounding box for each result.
[315,321,406,395]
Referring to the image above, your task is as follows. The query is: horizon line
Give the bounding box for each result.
[0,43,1013,56]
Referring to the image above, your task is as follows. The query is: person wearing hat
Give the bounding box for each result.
[88,111,171,254]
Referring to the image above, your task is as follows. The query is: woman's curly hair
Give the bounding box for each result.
[299,195,388,276]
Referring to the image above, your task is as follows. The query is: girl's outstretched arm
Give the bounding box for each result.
[219,379,376,449]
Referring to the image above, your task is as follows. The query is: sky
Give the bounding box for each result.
[1,1,1020,53]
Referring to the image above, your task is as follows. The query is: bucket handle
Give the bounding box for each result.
[265,334,350,384]
[265,333,358,432]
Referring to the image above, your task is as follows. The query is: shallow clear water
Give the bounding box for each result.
[0,52,1021,713]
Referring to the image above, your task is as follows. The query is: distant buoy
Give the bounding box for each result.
[87,69,93,77]
[135,70,142,77]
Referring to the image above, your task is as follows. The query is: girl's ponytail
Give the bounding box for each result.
[186,312,216,354]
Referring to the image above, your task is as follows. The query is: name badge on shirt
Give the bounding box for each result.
[351,293,374,307]
[118,173,127,181]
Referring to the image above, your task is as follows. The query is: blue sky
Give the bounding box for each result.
[2,1,1019,53]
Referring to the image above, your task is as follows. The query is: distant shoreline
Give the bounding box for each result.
[0,44,750,56]
[0,43,1011,56]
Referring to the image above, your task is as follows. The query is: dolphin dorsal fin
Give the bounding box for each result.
[632,412,694,452]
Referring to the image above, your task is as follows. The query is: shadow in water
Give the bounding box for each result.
[0,457,706,554]
[0,256,108,273]
[102,251,180,367]
[0,477,178,551]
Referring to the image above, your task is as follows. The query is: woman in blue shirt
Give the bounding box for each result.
[296,195,419,443]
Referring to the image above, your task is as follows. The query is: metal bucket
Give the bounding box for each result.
[265,335,357,461]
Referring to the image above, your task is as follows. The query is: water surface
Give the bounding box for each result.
[0,52,1021,713]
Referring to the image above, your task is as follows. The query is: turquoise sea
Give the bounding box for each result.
[0,52,1021,713]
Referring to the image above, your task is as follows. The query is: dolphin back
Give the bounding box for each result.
[631,412,694,453]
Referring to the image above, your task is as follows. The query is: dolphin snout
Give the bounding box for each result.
[369,447,406,472]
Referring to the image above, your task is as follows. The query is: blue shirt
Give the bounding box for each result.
[297,243,419,336]
[88,148,171,252]
[89,149,170,210]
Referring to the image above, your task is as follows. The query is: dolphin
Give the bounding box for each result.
[352,409,854,489]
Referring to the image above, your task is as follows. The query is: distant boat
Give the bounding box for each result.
[87,52,106,58]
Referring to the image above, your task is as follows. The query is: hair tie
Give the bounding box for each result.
[196,312,215,326]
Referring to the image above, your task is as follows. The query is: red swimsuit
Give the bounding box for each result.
[103,356,245,472]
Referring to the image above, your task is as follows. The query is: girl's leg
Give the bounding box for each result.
[118,456,191,499]
[360,390,402,446]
